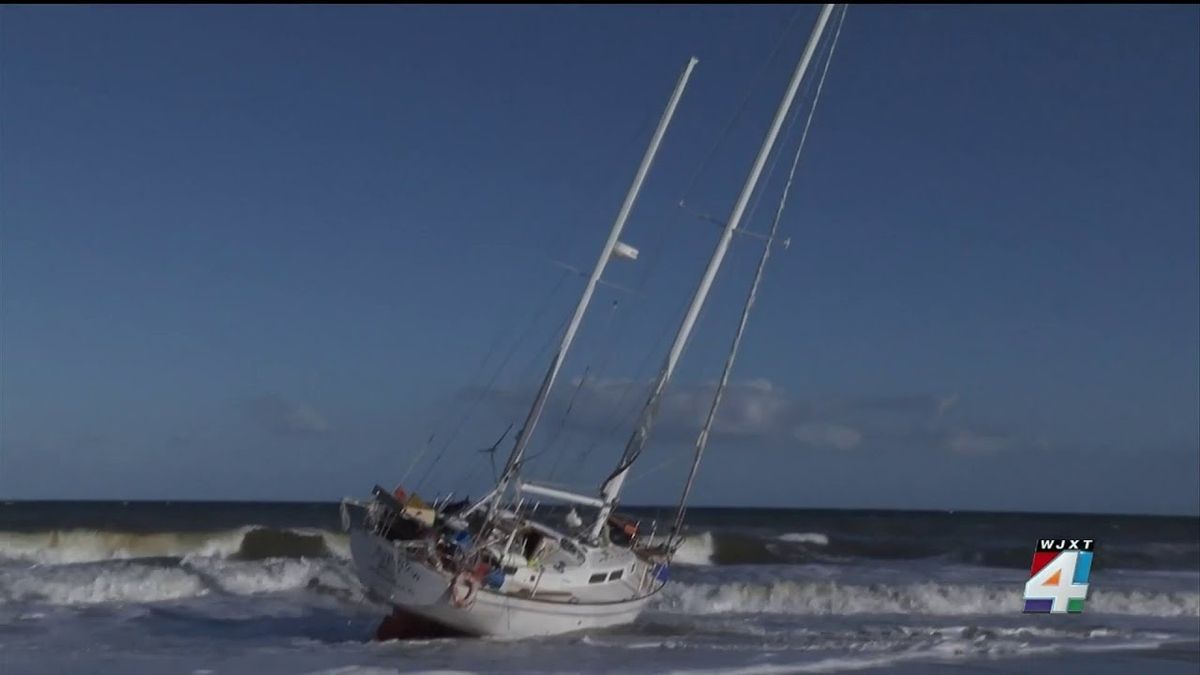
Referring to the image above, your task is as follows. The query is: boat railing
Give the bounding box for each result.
[341,496,403,540]
[340,498,367,532]
[517,481,605,508]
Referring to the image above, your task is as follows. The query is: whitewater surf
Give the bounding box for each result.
[0,502,1196,673]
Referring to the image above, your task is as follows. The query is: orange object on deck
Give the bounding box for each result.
[609,514,638,538]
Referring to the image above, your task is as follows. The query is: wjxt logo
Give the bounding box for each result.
[1038,539,1095,551]
[1023,539,1095,614]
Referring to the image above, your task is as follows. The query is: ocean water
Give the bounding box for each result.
[0,502,1196,674]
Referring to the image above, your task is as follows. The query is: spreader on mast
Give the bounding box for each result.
[482,56,699,523]
[670,6,846,547]
[343,6,855,640]
[591,4,837,540]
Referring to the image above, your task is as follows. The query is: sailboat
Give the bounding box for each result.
[341,4,844,639]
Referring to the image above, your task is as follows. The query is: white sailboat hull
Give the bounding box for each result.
[337,5,843,641]
[349,526,658,639]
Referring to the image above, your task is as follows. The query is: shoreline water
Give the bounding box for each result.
[0,501,1195,673]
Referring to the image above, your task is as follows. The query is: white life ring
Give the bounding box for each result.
[450,572,479,609]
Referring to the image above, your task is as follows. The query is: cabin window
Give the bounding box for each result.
[607,569,623,581]
[588,572,607,584]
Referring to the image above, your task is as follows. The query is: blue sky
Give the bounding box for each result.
[2,5,1197,514]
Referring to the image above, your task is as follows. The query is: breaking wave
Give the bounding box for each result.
[671,532,717,566]
[669,529,1199,570]
[0,527,350,565]
[654,578,1200,618]
[3,550,1195,620]
[5,525,1194,571]
[778,532,829,545]
[0,557,364,606]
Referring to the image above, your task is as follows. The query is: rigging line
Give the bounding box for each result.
[678,5,808,205]
[570,279,691,473]
[575,319,671,464]
[626,138,696,297]
[398,105,659,280]
[537,298,622,478]
[545,79,663,309]
[453,291,580,485]
[592,292,720,480]
[568,210,681,455]
[398,432,437,486]
[727,6,841,272]
[613,8,847,503]
[673,6,848,539]
[540,298,620,454]
[597,51,793,425]
[512,303,573,389]
[531,362,589,459]
[399,295,520,484]
[481,423,514,484]
[510,122,665,477]
[653,13,844,500]
[439,103,658,494]
[566,10,817,483]
[610,37,818,479]
[552,109,660,278]
[625,450,689,487]
[478,305,574,490]
[572,314,676,474]
[446,302,574,489]
[557,256,682,481]
[458,419,516,495]
[587,246,718,464]
[430,100,658,496]
[685,18,826,251]
[413,268,572,492]
[510,99,670,483]
[522,364,589,470]
[589,20,829,476]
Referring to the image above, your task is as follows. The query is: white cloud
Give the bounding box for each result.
[242,395,332,437]
[945,429,1009,455]
[472,377,1010,456]
[936,393,960,418]
[791,423,863,450]
[282,403,332,435]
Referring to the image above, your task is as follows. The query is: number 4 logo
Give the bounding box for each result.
[1024,550,1092,613]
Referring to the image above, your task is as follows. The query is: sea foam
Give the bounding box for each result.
[654,578,1200,618]
[0,527,350,565]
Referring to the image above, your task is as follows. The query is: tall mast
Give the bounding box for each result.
[487,57,699,519]
[671,6,845,547]
[590,4,836,540]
